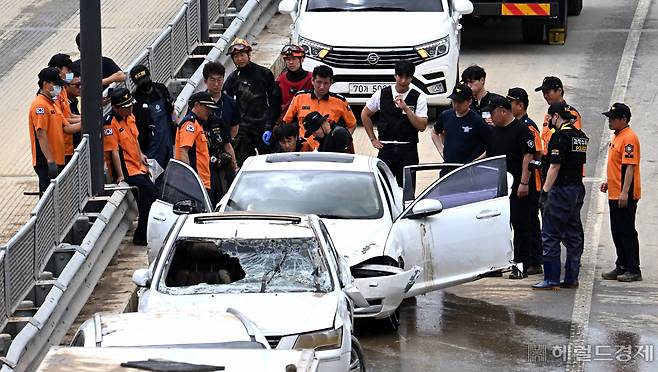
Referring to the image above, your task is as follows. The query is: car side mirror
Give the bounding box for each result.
[279,0,298,14]
[132,268,152,288]
[453,0,474,15]
[344,284,369,308]
[173,199,198,215]
[407,199,444,219]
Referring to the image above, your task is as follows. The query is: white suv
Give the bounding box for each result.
[278,0,474,106]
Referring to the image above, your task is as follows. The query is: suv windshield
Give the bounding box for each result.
[161,238,333,294]
[307,0,444,12]
[225,171,384,219]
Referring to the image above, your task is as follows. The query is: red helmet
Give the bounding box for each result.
[281,44,305,58]
[227,38,253,56]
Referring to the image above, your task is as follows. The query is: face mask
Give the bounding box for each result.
[64,72,74,83]
[50,85,62,99]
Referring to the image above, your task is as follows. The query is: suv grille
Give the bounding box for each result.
[322,48,423,69]
[265,336,282,349]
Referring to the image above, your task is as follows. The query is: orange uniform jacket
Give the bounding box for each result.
[29,93,65,166]
[56,89,76,156]
[103,112,148,178]
[607,126,641,200]
[175,113,211,189]
[283,90,357,150]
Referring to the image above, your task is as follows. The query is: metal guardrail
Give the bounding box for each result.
[0,137,91,332]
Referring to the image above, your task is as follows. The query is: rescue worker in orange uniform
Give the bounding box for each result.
[535,76,581,182]
[283,65,357,151]
[175,92,217,195]
[103,88,157,246]
[600,103,642,282]
[29,67,67,193]
[508,87,543,276]
[48,53,82,163]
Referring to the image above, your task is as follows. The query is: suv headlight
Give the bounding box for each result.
[415,36,450,60]
[293,327,343,351]
[299,37,332,59]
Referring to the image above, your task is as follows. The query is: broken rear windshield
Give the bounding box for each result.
[161,238,334,294]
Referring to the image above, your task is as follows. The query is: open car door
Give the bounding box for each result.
[386,156,515,297]
[146,160,212,262]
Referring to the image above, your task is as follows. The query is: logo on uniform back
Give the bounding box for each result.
[104,128,113,136]
[572,137,588,153]
[35,107,45,115]
[186,124,195,133]
[624,144,634,158]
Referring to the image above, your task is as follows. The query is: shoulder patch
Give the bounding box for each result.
[329,92,347,101]
[624,144,634,158]
[186,124,195,133]
[551,149,560,156]
[527,140,535,149]
[104,128,113,136]
[35,107,45,115]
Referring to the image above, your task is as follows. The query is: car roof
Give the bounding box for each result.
[178,212,318,239]
[242,153,376,173]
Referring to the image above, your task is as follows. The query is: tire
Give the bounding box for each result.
[349,335,367,372]
[522,21,544,44]
[568,0,583,16]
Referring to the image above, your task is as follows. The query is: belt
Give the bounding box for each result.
[380,141,413,145]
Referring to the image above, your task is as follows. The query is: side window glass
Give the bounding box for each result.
[423,157,507,209]
[319,221,348,286]
[71,332,85,346]
[377,174,394,217]
[377,163,394,196]
[161,160,210,212]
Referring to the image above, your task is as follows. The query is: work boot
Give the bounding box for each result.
[532,261,560,290]
[617,272,643,282]
[601,268,625,280]
[526,266,543,275]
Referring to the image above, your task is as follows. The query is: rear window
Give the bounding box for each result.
[307,0,444,12]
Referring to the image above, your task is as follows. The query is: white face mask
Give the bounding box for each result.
[50,85,62,99]
[64,72,74,83]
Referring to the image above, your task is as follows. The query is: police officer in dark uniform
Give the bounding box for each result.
[129,64,175,183]
[361,60,428,186]
[303,111,352,153]
[532,102,588,290]
[223,38,275,165]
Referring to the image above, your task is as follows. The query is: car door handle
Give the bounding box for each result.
[153,215,166,222]
[476,210,501,219]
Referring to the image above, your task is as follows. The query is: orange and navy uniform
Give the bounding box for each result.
[521,114,543,191]
[541,102,581,155]
[175,112,211,190]
[607,126,641,201]
[28,93,65,166]
[283,90,357,150]
[103,112,148,179]
[55,88,75,157]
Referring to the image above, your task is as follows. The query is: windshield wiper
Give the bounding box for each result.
[351,6,407,11]
[260,248,290,293]
[317,214,350,219]
[309,6,346,12]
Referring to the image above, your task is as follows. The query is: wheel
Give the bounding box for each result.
[568,0,583,16]
[522,21,545,43]
[349,335,367,372]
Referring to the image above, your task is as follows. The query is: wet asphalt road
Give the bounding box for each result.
[356,1,658,371]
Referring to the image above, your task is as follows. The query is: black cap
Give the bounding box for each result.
[448,83,473,102]
[548,102,577,120]
[188,91,219,109]
[303,111,328,138]
[535,76,563,92]
[506,87,528,104]
[129,64,151,87]
[38,67,67,86]
[602,102,631,119]
[47,53,73,70]
[482,95,512,112]
[111,88,136,107]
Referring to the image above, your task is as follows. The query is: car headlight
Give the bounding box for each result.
[293,327,343,351]
[415,36,450,60]
[299,37,331,59]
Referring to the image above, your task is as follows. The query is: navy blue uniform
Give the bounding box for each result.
[434,109,490,164]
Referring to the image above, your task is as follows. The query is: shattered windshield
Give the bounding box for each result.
[161,238,333,294]
[225,171,384,219]
[307,0,444,12]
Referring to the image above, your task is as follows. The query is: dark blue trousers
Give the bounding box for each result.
[125,173,158,241]
[541,183,585,283]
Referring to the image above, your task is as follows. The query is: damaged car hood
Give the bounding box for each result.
[322,219,391,267]
[142,292,339,335]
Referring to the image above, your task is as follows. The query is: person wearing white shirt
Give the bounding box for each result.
[361,60,428,186]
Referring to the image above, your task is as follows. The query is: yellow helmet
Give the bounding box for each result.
[227,38,253,55]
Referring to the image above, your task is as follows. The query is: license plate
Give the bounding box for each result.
[348,83,388,95]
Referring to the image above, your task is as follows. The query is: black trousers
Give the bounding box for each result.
[209,166,236,207]
[234,125,271,166]
[510,189,535,268]
[125,174,158,241]
[609,199,641,274]
[377,144,419,187]
[528,190,543,267]
[33,164,64,193]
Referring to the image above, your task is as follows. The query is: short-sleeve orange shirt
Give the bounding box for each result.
[28,93,65,166]
[103,113,147,177]
[56,89,75,156]
[607,126,641,200]
[175,115,210,189]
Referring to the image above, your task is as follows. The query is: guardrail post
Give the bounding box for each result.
[200,0,210,42]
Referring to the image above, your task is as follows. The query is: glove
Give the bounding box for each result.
[47,162,59,179]
[262,130,272,146]
[538,191,548,211]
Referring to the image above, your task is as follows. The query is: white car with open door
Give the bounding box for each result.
[139,211,368,372]
[147,154,516,326]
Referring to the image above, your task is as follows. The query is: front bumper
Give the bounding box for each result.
[351,264,421,319]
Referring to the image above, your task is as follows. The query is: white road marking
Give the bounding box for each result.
[567,1,652,371]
